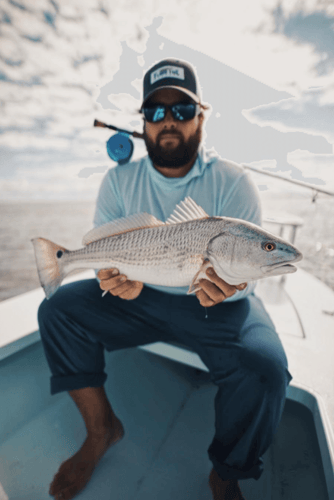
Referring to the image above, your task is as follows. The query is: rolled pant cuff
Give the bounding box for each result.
[209,456,264,481]
[50,372,108,395]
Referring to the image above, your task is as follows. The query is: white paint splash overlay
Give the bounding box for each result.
[157,0,334,94]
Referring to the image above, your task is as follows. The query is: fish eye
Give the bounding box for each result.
[263,242,276,252]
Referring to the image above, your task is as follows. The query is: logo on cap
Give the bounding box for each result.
[150,65,185,84]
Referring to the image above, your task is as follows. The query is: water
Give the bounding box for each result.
[0,200,96,301]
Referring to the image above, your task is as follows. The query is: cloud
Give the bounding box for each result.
[2,0,334,200]
[0,161,106,200]
[268,1,334,77]
[242,86,334,150]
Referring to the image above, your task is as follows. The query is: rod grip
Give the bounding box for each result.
[94,119,108,128]
[94,120,119,132]
[93,119,144,139]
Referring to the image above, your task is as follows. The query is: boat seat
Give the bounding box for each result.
[262,212,303,245]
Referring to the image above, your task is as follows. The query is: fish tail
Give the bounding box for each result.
[31,238,70,299]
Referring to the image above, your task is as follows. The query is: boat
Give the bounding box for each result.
[1,185,334,499]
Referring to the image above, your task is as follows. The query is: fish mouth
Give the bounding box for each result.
[261,251,303,274]
[273,263,296,271]
[261,262,298,274]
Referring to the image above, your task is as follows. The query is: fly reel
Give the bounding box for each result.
[94,119,143,165]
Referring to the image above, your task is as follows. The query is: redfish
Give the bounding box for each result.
[31,197,303,299]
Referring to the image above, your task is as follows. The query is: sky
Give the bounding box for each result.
[0,0,333,200]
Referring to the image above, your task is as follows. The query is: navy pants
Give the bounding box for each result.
[38,279,293,482]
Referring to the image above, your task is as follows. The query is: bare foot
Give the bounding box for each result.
[209,467,245,500]
[49,417,125,500]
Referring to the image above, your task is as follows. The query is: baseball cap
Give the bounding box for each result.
[141,58,202,108]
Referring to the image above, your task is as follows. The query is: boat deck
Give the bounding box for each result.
[0,336,330,500]
[1,264,334,499]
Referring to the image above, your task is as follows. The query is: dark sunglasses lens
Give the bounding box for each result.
[143,103,197,122]
[143,105,165,122]
[172,104,196,121]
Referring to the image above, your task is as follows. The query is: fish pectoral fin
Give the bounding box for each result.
[187,259,213,295]
[166,197,209,225]
[82,213,164,245]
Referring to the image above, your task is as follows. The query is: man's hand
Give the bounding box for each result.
[97,269,143,300]
[195,267,247,307]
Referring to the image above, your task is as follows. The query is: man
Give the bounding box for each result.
[38,58,293,500]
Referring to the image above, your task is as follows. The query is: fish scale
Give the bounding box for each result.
[78,222,210,286]
[86,221,213,271]
[31,197,303,299]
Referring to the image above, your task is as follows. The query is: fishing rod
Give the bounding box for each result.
[94,119,334,199]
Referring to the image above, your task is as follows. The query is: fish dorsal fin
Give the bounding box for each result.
[82,213,164,245]
[165,197,209,225]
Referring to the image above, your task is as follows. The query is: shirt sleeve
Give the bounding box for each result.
[93,169,124,228]
[93,169,124,281]
[221,171,262,226]
[220,170,262,302]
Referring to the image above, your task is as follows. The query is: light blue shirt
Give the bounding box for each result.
[93,146,262,301]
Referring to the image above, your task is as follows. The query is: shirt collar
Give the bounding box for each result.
[145,146,211,189]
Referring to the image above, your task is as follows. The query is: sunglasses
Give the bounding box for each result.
[142,102,201,123]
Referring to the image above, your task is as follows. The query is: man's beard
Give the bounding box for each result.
[143,124,202,168]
